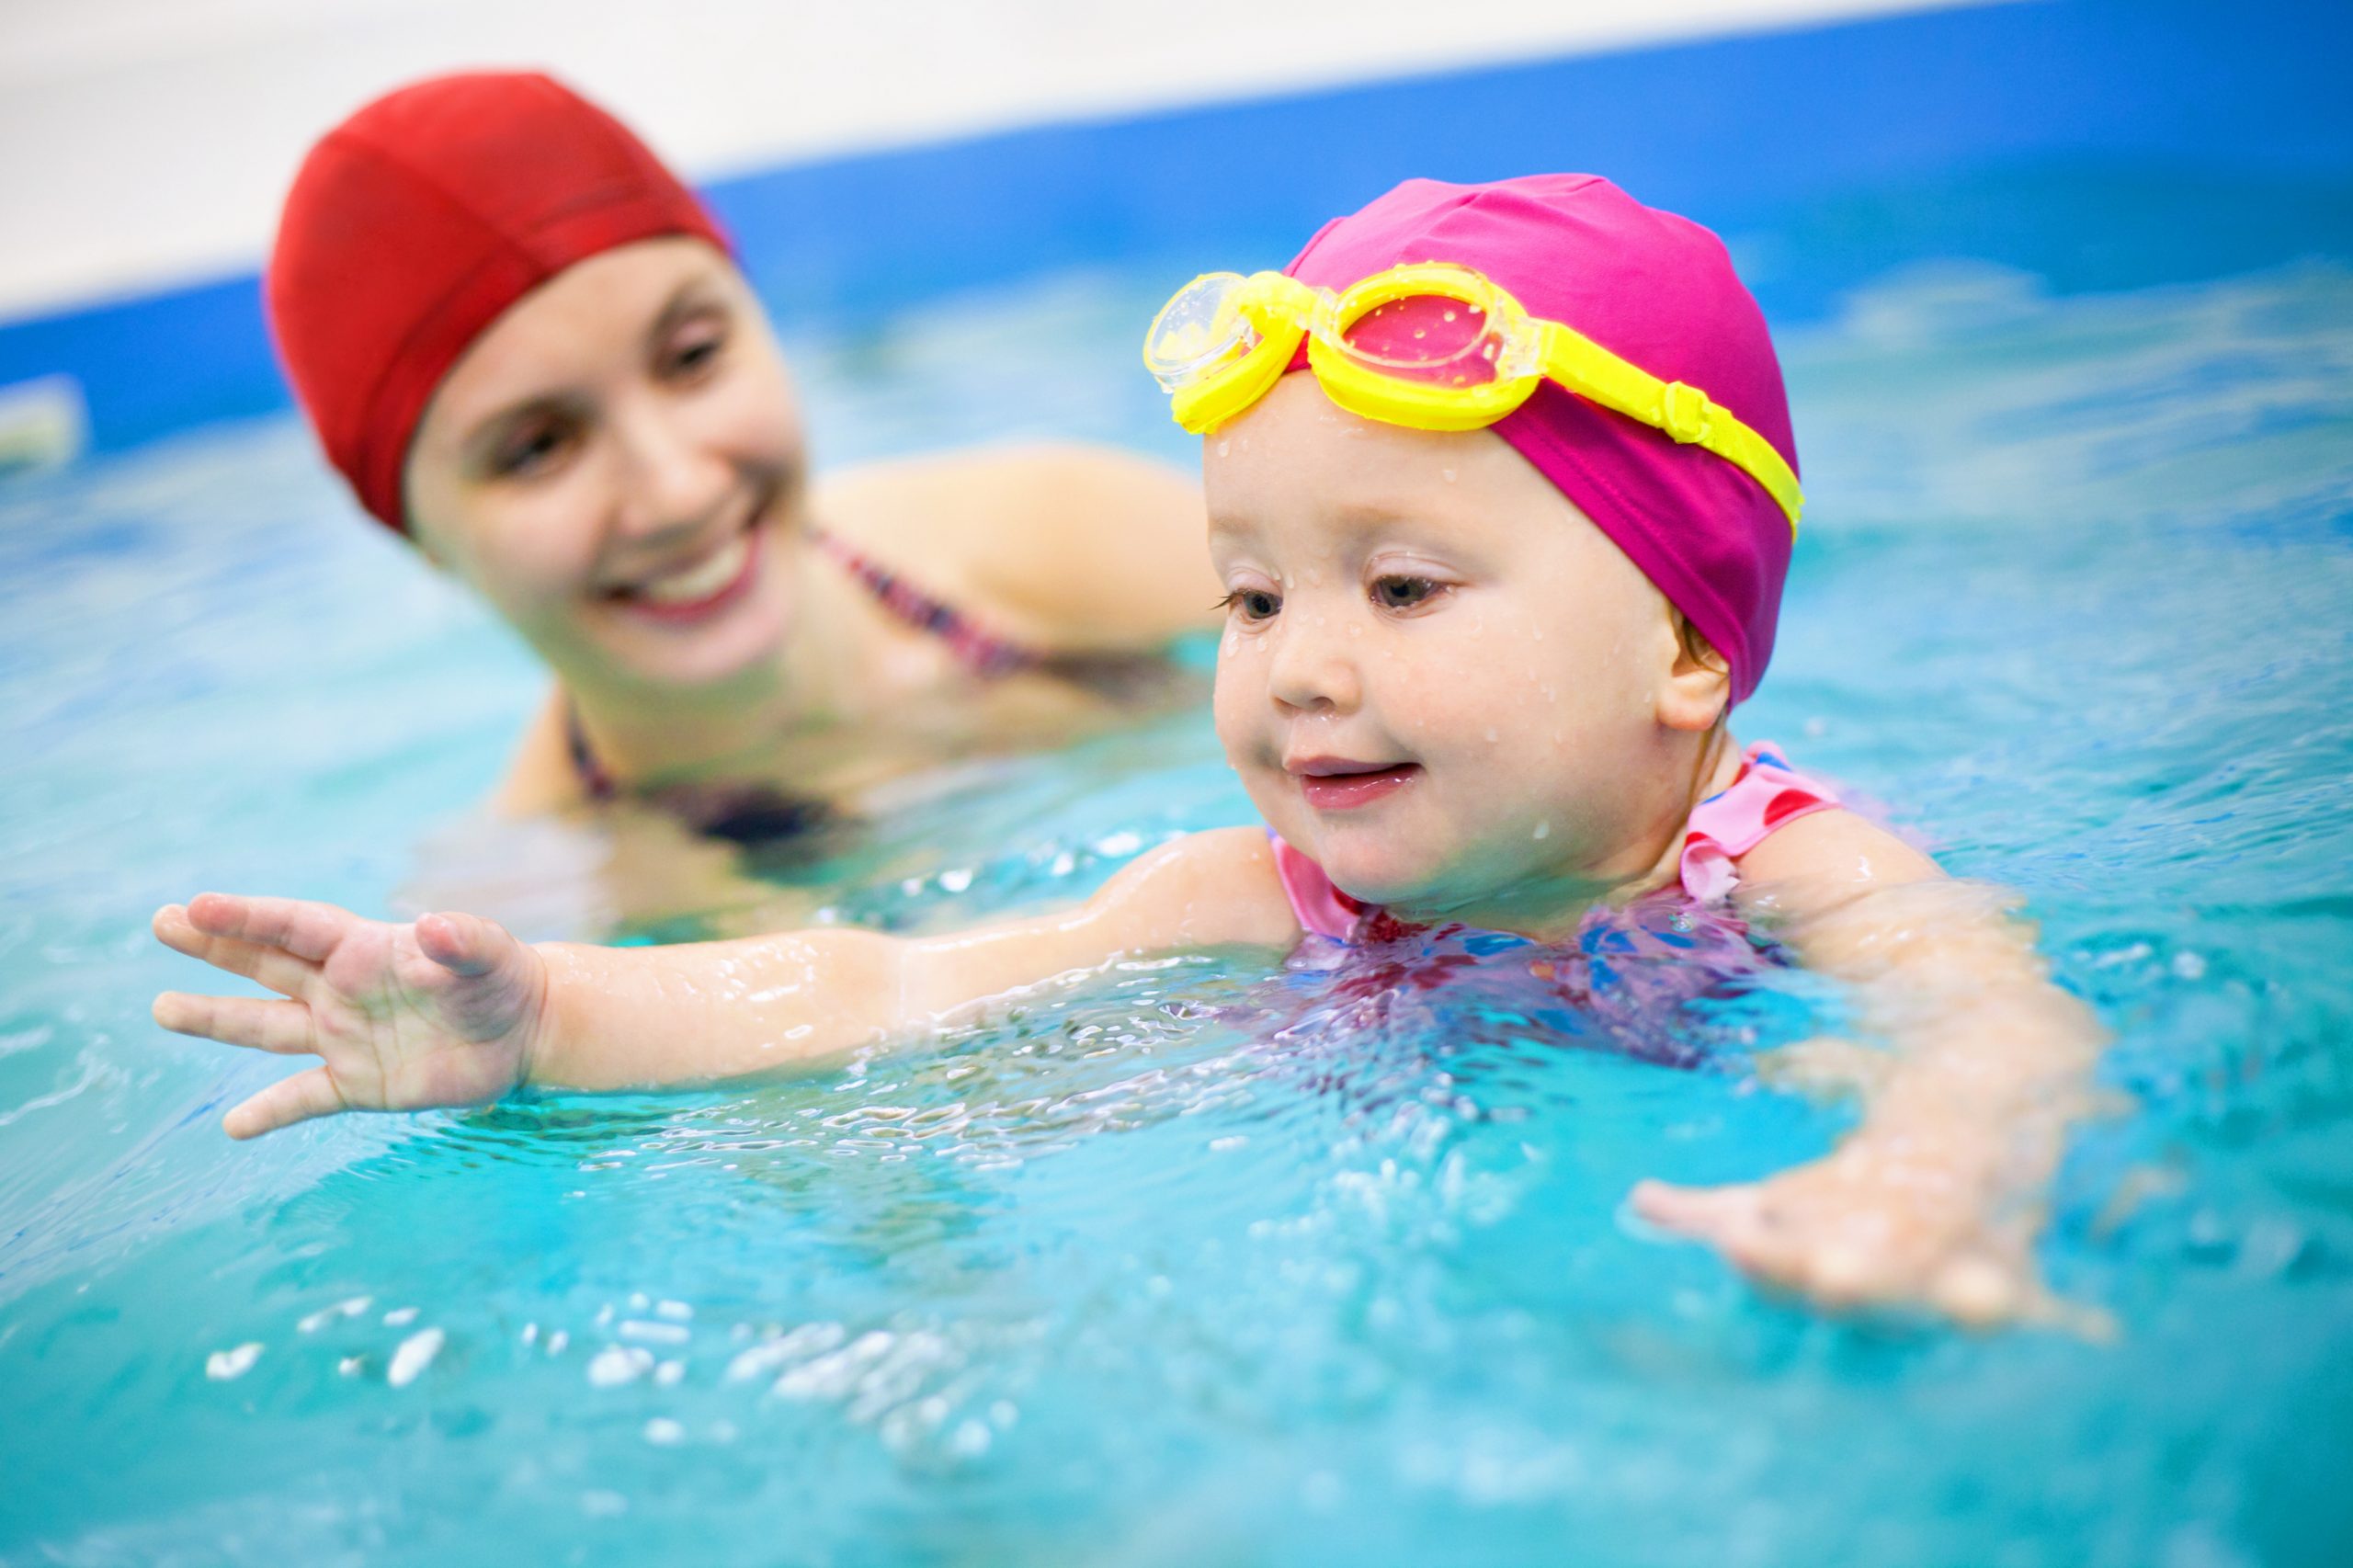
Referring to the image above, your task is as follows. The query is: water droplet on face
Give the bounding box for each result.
[1533,821,1551,840]
[1216,438,1230,457]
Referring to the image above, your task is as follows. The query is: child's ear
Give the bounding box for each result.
[1656,612,1731,733]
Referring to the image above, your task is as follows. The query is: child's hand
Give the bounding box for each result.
[1631,1134,2104,1335]
[153,893,549,1139]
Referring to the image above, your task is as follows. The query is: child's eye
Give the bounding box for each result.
[1221,587,1282,622]
[1371,574,1441,610]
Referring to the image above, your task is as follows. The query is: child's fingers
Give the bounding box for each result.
[153,905,318,998]
[186,892,349,962]
[1629,1178,1763,1241]
[1630,1179,1819,1288]
[153,992,318,1056]
[222,1066,348,1140]
[415,911,512,977]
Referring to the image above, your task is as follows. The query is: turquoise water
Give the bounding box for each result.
[4,204,2352,1564]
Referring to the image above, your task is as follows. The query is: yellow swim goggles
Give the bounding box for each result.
[1142,262,1802,532]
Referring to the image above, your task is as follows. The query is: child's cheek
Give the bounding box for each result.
[1210,635,1268,756]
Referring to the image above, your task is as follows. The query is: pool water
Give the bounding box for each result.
[4,183,2352,1565]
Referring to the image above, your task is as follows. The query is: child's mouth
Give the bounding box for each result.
[1290,757,1423,811]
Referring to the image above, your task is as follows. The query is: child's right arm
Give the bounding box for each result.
[153,827,1299,1140]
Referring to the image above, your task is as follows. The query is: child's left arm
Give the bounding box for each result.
[1632,809,2109,1329]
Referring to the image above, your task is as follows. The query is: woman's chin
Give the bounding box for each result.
[585,589,792,696]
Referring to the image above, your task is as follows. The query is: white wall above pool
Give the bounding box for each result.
[0,0,1993,324]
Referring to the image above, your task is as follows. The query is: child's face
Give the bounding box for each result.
[1207,375,1711,926]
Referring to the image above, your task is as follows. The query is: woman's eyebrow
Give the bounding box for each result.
[648,279,727,342]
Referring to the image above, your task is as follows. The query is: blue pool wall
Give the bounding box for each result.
[3,0,2349,460]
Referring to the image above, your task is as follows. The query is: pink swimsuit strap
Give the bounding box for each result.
[1270,741,1844,942]
[1675,741,1843,903]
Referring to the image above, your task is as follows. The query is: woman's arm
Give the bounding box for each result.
[1633,809,2110,1329]
[153,826,1297,1138]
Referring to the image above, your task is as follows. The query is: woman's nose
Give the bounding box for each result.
[1265,610,1361,714]
[609,399,732,540]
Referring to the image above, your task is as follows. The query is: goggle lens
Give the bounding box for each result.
[1144,272,1263,392]
[1332,294,1506,388]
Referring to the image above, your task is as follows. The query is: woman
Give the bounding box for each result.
[268,71,1216,853]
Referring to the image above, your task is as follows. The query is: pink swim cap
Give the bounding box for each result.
[1284,175,1799,704]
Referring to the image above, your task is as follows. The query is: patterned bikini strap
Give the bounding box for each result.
[564,700,620,801]
[810,528,1045,679]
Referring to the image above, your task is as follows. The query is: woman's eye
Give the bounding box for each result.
[1223,588,1281,622]
[1372,574,1439,609]
[662,325,728,381]
[491,420,574,480]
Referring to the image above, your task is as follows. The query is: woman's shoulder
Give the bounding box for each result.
[814,441,1217,653]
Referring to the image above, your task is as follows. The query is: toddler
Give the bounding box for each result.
[155,176,2105,1327]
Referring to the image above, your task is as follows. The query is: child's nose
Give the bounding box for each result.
[1266,612,1362,714]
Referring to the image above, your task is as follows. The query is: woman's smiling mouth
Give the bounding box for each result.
[1289,756,1423,811]
[608,520,763,625]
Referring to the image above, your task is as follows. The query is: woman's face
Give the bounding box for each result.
[404,237,806,699]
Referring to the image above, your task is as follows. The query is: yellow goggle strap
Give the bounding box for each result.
[1534,322,1803,532]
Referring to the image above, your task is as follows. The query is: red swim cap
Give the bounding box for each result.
[267,71,729,531]
[1285,175,1799,705]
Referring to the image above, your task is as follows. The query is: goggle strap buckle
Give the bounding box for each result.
[1658,381,1715,445]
